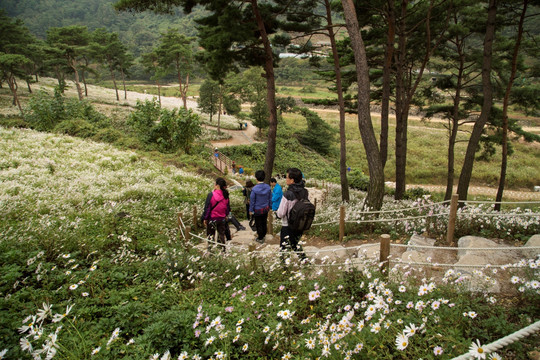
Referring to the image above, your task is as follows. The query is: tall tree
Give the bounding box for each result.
[0,10,37,92]
[423,0,484,200]
[323,0,350,201]
[228,67,270,136]
[457,0,498,202]
[156,28,193,108]
[115,0,320,183]
[117,50,134,100]
[46,26,90,101]
[340,0,385,211]
[495,0,529,210]
[392,0,450,200]
[0,53,32,113]
[91,28,129,101]
[141,50,166,106]
[198,78,220,123]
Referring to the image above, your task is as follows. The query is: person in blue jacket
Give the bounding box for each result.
[270,177,283,212]
[249,170,272,244]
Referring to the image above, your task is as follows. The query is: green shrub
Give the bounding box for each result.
[0,115,28,128]
[346,169,370,191]
[25,87,110,133]
[301,98,337,106]
[127,99,202,153]
[301,85,316,93]
[24,89,65,131]
[296,107,335,155]
[93,128,124,143]
[54,119,96,138]
[385,187,432,200]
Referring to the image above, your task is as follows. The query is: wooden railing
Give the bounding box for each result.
[211,150,233,174]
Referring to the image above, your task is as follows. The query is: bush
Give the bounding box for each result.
[296,107,335,155]
[93,128,124,143]
[127,99,202,153]
[25,88,110,133]
[301,85,316,93]
[24,89,65,131]
[346,169,370,191]
[0,115,28,128]
[54,119,96,138]
[385,187,432,200]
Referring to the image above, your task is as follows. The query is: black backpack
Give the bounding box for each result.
[288,198,316,232]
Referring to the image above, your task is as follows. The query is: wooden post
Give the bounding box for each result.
[177,212,183,229]
[249,243,257,268]
[185,226,191,242]
[192,205,198,230]
[177,212,183,240]
[314,198,318,212]
[446,194,459,245]
[379,234,391,275]
[339,205,345,242]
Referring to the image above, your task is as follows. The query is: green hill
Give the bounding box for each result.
[0,0,203,57]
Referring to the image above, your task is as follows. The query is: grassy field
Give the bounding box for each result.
[281,108,540,190]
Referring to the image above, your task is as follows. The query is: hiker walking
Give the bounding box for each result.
[201,177,230,251]
[249,170,272,244]
[270,177,283,212]
[276,168,314,262]
[242,179,254,220]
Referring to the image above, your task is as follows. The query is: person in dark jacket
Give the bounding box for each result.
[242,180,255,220]
[201,177,230,251]
[249,170,272,244]
[276,168,308,261]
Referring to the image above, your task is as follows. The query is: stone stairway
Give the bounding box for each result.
[193,220,540,273]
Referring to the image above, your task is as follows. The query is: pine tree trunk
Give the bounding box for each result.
[157,79,162,107]
[218,89,222,135]
[251,0,278,184]
[457,0,497,203]
[121,68,127,100]
[495,0,527,211]
[445,50,464,201]
[81,69,88,97]
[393,0,408,200]
[341,0,385,211]
[325,0,349,202]
[380,0,396,170]
[70,60,84,101]
[7,74,23,114]
[109,63,119,101]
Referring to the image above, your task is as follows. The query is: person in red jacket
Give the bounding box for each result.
[201,177,230,251]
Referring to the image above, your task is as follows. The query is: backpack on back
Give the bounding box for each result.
[288,198,315,232]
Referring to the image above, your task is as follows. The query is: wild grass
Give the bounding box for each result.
[0,127,538,359]
[306,111,540,189]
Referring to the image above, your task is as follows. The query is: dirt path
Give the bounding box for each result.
[210,122,261,147]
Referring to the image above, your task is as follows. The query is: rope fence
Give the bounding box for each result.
[450,320,540,360]
[175,208,540,270]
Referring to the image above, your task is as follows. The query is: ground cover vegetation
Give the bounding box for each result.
[1,2,540,358]
[0,127,539,360]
